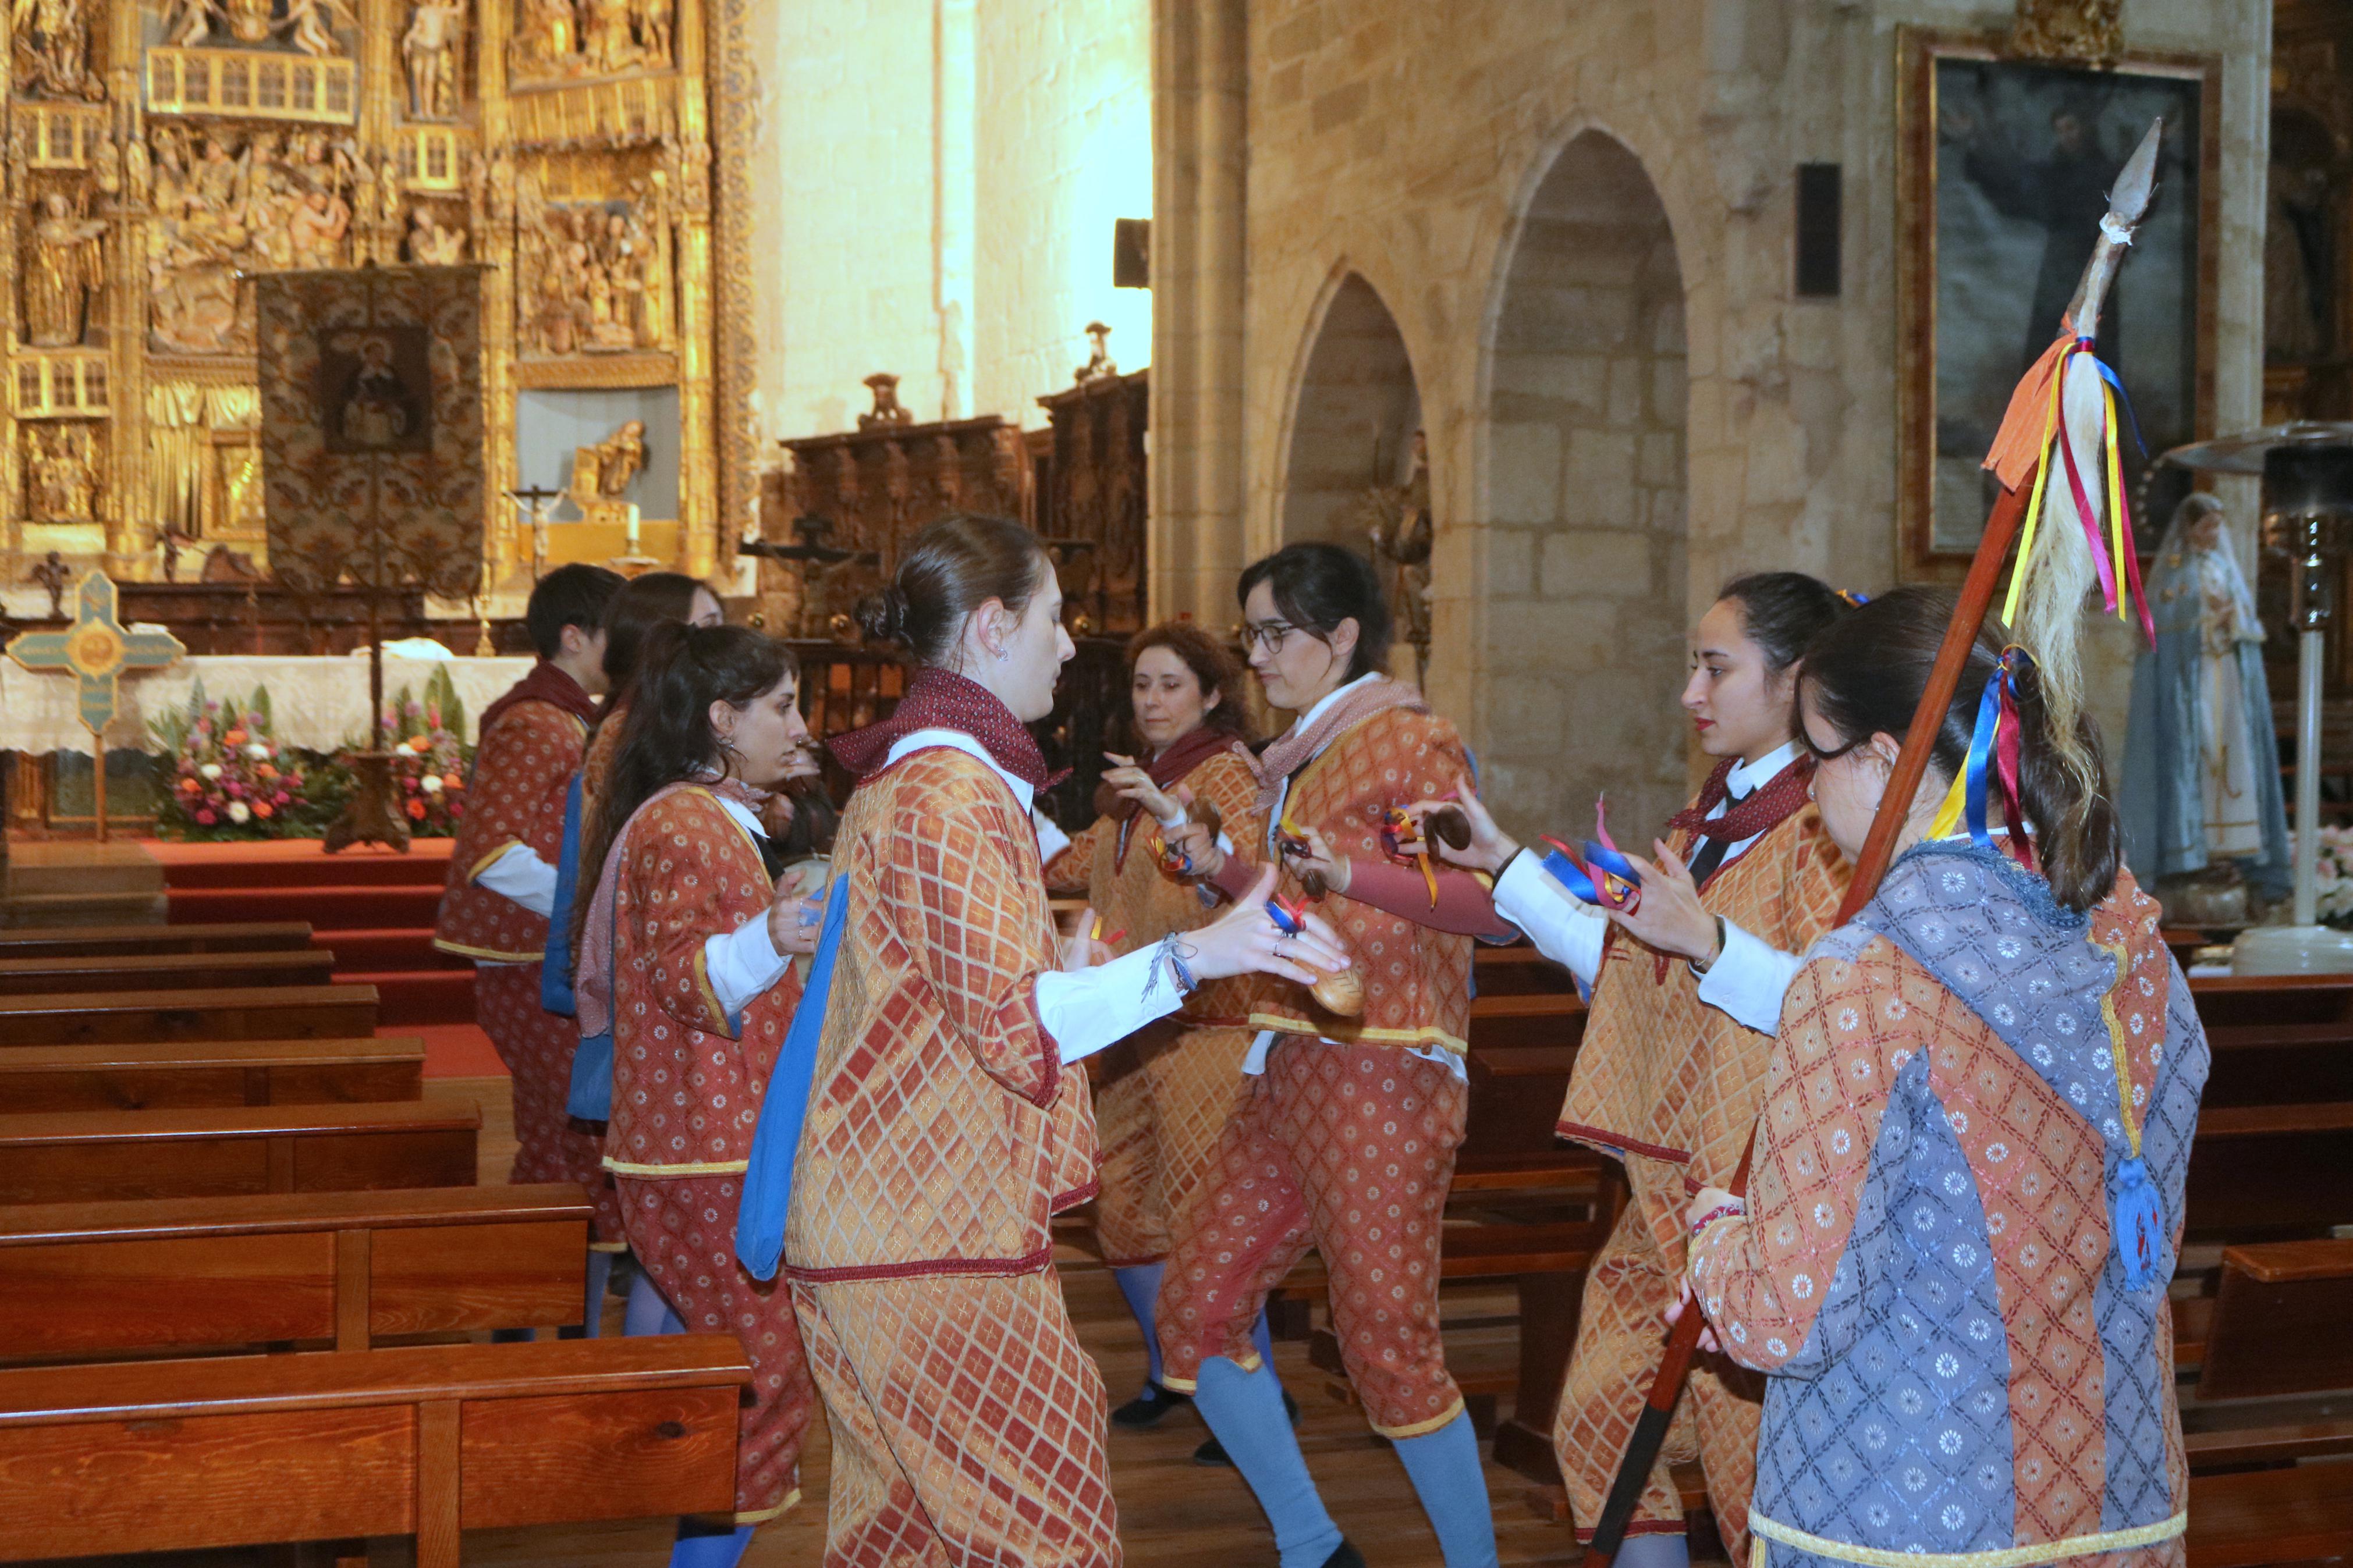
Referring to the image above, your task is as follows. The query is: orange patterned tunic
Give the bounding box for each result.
[601,784,801,1176]
[433,695,585,962]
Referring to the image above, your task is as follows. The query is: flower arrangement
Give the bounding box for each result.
[150,681,331,841]
[378,664,472,837]
[2316,826,2353,927]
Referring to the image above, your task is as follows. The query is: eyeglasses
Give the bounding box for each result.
[1241,621,1301,655]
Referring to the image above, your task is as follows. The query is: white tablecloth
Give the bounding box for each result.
[0,653,538,753]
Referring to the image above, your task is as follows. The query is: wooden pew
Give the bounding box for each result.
[0,1036,425,1113]
[1475,943,1578,996]
[2185,1101,2353,1241]
[0,982,377,1046]
[0,919,313,959]
[0,1185,590,1362]
[2179,1240,2353,1567]
[2191,974,2353,1108]
[0,947,336,997]
[0,1336,751,1567]
[1467,991,1586,1051]
[0,1100,478,1204]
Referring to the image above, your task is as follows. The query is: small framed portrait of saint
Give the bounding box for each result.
[319,326,434,453]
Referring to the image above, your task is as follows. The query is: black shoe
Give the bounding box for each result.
[1193,1391,1301,1466]
[1111,1381,1191,1430]
[1318,1544,1366,1568]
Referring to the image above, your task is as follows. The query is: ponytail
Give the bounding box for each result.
[1801,586,2120,913]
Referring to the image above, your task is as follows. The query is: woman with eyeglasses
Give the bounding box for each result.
[1153,541,1515,1568]
[1038,621,1287,1453]
[1679,587,2203,1568]
[1407,573,1851,1568]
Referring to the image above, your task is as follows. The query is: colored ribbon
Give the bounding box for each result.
[736,872,851,1282]
[1379,805,1442,909]
[1997,341,2155,646]
[1536,795,1642,912]
[1930,648,2035,870]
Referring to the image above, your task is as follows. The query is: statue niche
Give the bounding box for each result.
[23,190,105,347]
[12,0,100,101]
[514,168,672,358]
[400,0,468,120]
[147,124,362,355]
[162,0,360,56]
[23,422,103,522]
[509,0,670,84]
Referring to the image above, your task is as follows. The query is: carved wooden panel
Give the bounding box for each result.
[1036,368,1147,638]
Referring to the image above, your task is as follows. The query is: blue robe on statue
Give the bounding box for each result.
[2118,524,2291,902]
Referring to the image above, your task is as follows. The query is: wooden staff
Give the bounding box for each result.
[1579,118,2165,1568]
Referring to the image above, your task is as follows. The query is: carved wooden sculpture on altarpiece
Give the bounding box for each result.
[5,569,185,842]
[255,263,487,855]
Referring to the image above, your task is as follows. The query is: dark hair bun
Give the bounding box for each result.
[856,585,910,646]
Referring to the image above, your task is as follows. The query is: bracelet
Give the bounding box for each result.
[1689,915,1727,976]
[1147,932,1198,1002]
[1688,1201,1745,1239]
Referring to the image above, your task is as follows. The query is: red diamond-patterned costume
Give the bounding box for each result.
[1158,705,1479,1436]
[1046,748,1261,1264]
[602,782,812,1523]
[1551,795,1846,1559]
[784,744,1113,1567]
[433,670,623,1246]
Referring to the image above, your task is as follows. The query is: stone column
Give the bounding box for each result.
[1148,0,1245,627]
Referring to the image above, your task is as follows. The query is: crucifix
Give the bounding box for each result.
[5,570,186,842]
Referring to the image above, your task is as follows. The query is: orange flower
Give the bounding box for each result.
[178,777,200,795]
[409,736,432,753]
[256,763,278,780]
[441,773,463,792]
[223,728,247,746]
[406,799,427,820]
[253,801,274,820]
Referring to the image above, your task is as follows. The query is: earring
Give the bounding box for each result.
[997,648,1009,663]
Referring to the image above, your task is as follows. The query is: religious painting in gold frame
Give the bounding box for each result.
[1895,27,2220,579]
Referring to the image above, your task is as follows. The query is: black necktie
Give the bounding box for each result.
[1685,784,1749,887]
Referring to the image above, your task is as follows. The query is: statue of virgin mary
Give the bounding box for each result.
[2119,493,2292,909]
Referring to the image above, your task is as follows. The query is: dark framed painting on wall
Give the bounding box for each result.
[1896,29,2220,577]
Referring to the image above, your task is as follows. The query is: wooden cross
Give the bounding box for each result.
[6,570,184,841]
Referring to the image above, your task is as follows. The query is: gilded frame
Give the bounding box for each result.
[1895,27,2221,579]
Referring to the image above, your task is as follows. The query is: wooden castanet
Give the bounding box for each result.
[0,1336,751,1566]
[2185,1101,2353,1240]
[0,948,335,996]
[0,920,313,959]
[0,1184,592,1360]
[0,1035,425,1113]
[0,983,378,1046]
[0,1100,478,1204]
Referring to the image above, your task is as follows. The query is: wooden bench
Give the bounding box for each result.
[0,1336,750,1567]
[0,1100,479,1204]
[0,982,378,1046]
[2190,973,2353,1030]
[0,947,337,997]
[1475,943,1579,997]
[0,1036,425,1113]
[0,919,313,959]
[0,1184,591,1362]
[2186,1101,2353,1241]
[1467,991,1587,1051]
[2178,1240,2353,1567]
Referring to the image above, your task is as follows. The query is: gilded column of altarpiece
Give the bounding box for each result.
[0,0,753,603]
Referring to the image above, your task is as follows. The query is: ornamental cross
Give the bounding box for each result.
[5,570,184,841]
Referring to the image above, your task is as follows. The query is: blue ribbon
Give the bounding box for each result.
[1539,842,1641,911]
[1960,664,2007,854]
[735,873,851,1282]
[540,771,585,1016]
[2078,345,2148,458]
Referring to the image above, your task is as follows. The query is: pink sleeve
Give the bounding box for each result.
[1342,858,1516,938]
[1208,851,1258,904]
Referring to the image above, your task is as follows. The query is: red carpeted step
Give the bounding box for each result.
[169,883,446,930]
[158,854,451,890]
[352,968,479,1027]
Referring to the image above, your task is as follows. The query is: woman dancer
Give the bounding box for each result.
[574,623,822,1567]
[1683,587,2204,1568]
[1155,542,1512,1568]
[1041,622,1272,1439]
[773,515,1349,1568]
[1410,573,1851,1567]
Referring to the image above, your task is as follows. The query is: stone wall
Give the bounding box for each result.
[1151,0,2273,844]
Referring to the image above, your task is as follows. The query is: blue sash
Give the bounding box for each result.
[541,773,585,1016]
[735,873,850,1282]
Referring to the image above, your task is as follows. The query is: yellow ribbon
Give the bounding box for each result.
[1999,354,2068,628]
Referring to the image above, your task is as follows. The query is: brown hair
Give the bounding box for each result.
[599,571,712,699]
[1127,621,1255,742]
[1800,585,2120,915]
[857,514,1050,667]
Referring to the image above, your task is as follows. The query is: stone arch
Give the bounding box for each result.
[1280,272,1423,545]
[1478,129,1688,837]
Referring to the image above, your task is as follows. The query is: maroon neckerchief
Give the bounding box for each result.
[1610,752,1814,983]
[1110,723,1236,870]
[829,667,1069,790]
[478,660,598,734]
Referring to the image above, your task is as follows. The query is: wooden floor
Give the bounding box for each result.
[54,1076,1589,1568]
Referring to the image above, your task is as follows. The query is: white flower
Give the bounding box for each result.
[244,742,270,760]
[421,774,445,795]
[227,801,251,824]
[200,763,223,781]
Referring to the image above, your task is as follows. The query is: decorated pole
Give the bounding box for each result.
[4,570,186,844]
[1578,118,2167,1568]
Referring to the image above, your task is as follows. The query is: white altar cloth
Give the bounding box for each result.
[0,653,538,753]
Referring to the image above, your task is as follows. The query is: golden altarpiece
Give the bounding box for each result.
[0,0,763,647]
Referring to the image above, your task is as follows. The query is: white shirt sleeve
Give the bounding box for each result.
[1035,943,1186,1064]
[1694,919,1802,1036]
[1490,850,1607,986]
[702,911,790,1023]
[475,841,559,919]
[1032,807,1072,865]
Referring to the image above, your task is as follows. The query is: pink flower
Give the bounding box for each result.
[196,809,217,825]
[225,781,244,798]
[274,791,292,806]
